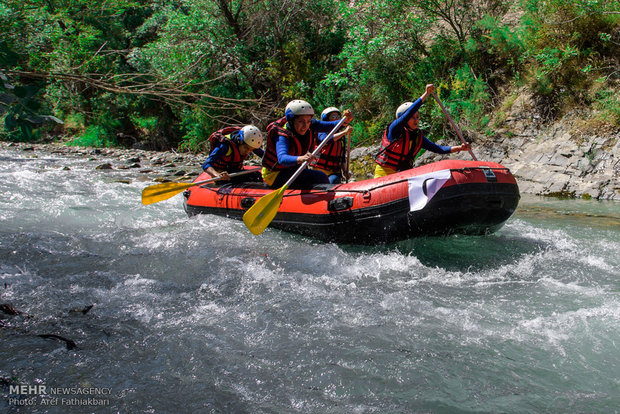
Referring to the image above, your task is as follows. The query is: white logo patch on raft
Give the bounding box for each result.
[407,169,452,211]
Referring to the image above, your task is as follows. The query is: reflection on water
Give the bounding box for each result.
[516,194,620,229]
[393,234,549,271]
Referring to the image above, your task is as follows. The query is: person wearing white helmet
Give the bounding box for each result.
[310,107,353,184]
[202,124,264,183]
[374,84,470,178]
[261,99,354,189]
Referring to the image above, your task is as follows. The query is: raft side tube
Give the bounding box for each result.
[182,160,520,244]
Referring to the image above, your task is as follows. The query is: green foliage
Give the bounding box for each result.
[177,108,218,153]
[519,0,619,107]
[443,66,491,131]
[69,116,122,147]
[592,87,620,125]
[0,0,618,149]
[69,125,115,147]
[468,15,526,75]
[130,114,158,133]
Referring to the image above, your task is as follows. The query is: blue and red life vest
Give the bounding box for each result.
[375,125,424,171]
[208,127,244,171]
[262,117,316,171]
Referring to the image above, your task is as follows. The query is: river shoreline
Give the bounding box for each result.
[2,135,619,201]
[0,141,207,186]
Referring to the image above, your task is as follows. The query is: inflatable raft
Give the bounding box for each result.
[183,159,520,244]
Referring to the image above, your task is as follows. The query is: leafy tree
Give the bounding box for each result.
[1,0,617,150]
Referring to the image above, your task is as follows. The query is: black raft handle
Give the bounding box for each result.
[328,197,354,212]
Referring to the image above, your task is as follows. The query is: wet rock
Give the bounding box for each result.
[118,163,141,170]
[95,163,113,170]
[0,303,23,315]
[69,304,94,315]
[38,334,78,350]
[0,376,18,388]
[350,145,380,160]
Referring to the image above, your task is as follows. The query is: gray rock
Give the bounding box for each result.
[95,163,113,170]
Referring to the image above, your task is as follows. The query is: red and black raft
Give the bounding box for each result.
[183,159,520,244]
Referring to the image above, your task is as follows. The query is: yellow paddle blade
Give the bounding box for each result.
[141,181,196,205]
[242,187,286,235]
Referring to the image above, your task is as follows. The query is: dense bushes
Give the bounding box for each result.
[1,0,618,149]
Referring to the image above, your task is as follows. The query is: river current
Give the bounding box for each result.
[1,147,618,413]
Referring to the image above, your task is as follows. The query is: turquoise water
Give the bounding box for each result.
[1,148,618,413]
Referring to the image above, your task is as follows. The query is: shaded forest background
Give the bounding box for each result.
[1,0,618,152]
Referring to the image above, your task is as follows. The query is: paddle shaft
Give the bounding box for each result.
[431,91,478,161]
[191,167,261,187]
[141,167,261,205]
[345,128,352,183]
[281,117,348,190]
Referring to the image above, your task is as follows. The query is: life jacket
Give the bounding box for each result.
[375,125,424,171]
[208,127,244,172]
[311,134,344,172]
[262,117,316,171]
[208,126,241,151]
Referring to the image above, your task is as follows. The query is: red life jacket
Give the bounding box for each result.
[262,117,316,171]
[208,127,244,172]
[208,126,241,151]
[311,134,344,172]
[375,125,424,171]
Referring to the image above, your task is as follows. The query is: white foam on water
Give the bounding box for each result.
[12,168,41,183]
[510,304,620,354]
[576,254,615,273]
[539,276,607,297]
[347,251,426,282]
[189,302,228,325]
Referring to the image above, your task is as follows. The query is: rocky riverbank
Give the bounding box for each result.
[0,141,208,185]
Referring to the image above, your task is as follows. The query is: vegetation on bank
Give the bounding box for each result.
[1,0,618,151]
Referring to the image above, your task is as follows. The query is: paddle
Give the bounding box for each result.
[141,167,261,205]
[243,117,348,235]
[431,91,478,161]
[344,127,352,183]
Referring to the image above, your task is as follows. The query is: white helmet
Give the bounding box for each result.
[240,125,263,148]
[395,102,414,119]
[285,99,314,123]
[321,107,341,121]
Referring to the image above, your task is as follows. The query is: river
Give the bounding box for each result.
[1,146,618,413]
